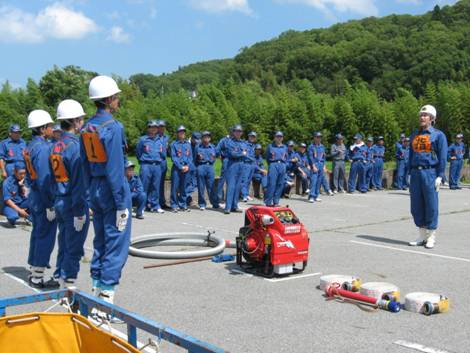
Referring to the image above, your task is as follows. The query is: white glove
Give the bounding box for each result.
[73,215,86,232]
[116,209,129,232]
[46,208,56,222]
[435,177,442,192]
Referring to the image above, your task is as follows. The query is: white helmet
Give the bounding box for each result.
[27,110,53,129]
[419,105,437,119]
[89,75,121,101]
[57,99,86,120]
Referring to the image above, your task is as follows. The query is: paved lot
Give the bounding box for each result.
[1,186,469,353]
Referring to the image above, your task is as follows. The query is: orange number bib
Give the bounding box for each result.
[82,132,107,163]
[50,154,69,182]
[23,150,37,180]
[412,135,432,153]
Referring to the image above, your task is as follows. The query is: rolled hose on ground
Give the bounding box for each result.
[129,232,235,259]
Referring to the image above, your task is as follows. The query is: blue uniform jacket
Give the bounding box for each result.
[286,150,301,173]
[216,137,230,159]
[128,175,144,196]
[25,136,55,209]
[227,138,247,161]
[136,135,165,163]
[365,146,374,162]
[408,127,448,178]
[371,145,385,159]
[80,109,128,210]
[307,143,326,167]
[195,143,217,165]
[244,142,256,163]
[0,137,26,164]
[170,140,193,170]
[349,143,367,161]
[50,132,88,217]
[254,155,266,175]
[448,142,465,161]
[395,142,407,160]
[158,134,169,159]
[3,175,27,204]
[266,143,287,164]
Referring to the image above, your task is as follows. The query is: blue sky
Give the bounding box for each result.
[0,0,458,87]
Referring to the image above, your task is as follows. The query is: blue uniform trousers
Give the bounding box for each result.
[54,196,90,280]
[449,159,463,189]
[410,168,439,230]
[140,163,161,210]
[365,162,374,190]
[309,165,324,200]
[396,160,408,189]
[372,159,384,189]
[241,162,255,199]
[225,161,243,211]
[197,164,218,208]
[3,198,30,225]
[132,191,146,216]
[265,162,286,206]
[348,161,365,192]
[159,160,168,206]
[89,177,131,286]
[170,166,189,209]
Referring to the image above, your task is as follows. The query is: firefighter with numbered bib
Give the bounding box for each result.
[80,76,131,310]
[408,105,448,249]
[51,99,90,289]
[24,110,58,289]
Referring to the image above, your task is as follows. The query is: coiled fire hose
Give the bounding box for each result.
[129,232,236,259]
[325,283,401,313]
[404,292,449,316]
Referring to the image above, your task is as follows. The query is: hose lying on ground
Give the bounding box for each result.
[129,232,228,259]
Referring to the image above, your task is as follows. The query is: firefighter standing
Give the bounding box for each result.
[371,136,385,190]
[224,125,246,214]
[307,132,325,202]
[348,133,367,193]
[448,133,465,190]
[396,133,408,190]
[170,126,193,212]
[0,124,26,178]
[331,133,347,193]
[241,131,257,202]
[81,75,131,307]
[265,131,287,207]
[408,105,448,249]
[25,110,58,288]
[195,131,219,210]
[51,99,90,288]
[136,120,164,213]
[157,120,170,209]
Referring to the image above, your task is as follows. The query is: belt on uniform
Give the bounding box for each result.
[412,166,435,170]
[141,161,161,165]
[5,160,15,164]
[197,162,213,165]
[229,157,242,161]
[374,156,384,159]
[271,161,285,164]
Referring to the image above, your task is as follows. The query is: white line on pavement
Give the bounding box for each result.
[350,240,470,263]
[264,272,322,283]
[4,273,41,293]
[394,340,455,353]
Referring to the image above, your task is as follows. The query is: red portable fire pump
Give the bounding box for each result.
[236,206,310,277]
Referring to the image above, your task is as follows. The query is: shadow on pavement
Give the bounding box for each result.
[356,234,409,246]
[2,266,31,282]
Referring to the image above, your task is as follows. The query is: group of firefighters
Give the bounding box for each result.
[0,72,463,310]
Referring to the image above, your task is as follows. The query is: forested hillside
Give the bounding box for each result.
[1,1,470,160]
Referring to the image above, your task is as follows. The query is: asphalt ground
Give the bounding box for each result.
[1,186,469,353]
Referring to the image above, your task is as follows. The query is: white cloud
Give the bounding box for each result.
[107,26,131,44]
[277,0,379,16]
[395,0,421,4]
[0,3,98,43]
[189,0,253,14]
